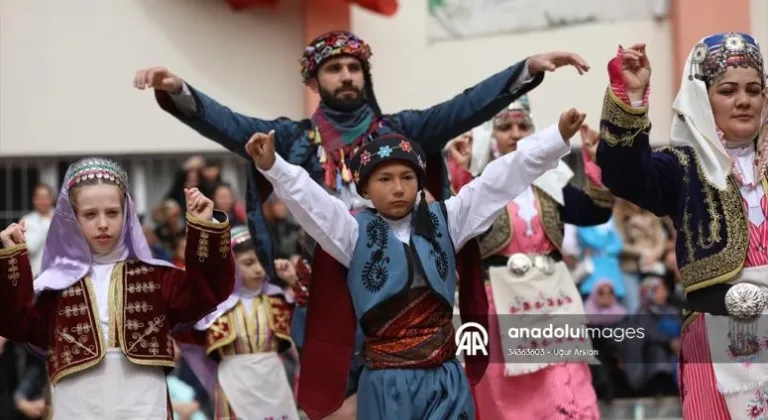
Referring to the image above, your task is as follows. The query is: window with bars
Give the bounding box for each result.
[0,154,248,230]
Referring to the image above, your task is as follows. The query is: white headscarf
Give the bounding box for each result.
[469,97,574,204]
[670,32,766,189]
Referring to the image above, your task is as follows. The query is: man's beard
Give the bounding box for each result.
[319,84,365,112]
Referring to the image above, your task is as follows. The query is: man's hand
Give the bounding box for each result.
[184,188,214,221]
[133,67,184,94]
[620,43,652,102]
[447,133,472,169]
[579,124,599,161]
[527,52,590,75]
[558,109,587,142]
[245,131,277,170]
[1,220,26,248]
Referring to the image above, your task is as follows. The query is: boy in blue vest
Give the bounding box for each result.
[243,106,584,419]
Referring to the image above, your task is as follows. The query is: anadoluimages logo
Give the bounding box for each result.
[455,322,489,356]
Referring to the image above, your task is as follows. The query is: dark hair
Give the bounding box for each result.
[232,239,255,256]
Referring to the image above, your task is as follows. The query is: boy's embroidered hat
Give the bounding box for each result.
[349,133,427,193]
[299,31,372,85]
[350,134,437,243]
[64,157,129,192]
[230,225,252,248]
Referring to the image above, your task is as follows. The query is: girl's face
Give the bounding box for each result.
[72,183,124,255]
[595,284,616,308]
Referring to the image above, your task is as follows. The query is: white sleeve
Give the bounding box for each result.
[167,82,198,116]
[257,155,358,267]
[444,124,570,251]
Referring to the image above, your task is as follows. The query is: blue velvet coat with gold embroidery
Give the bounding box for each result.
[596,88,749,293]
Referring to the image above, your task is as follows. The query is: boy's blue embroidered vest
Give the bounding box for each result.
[347,202,457,318]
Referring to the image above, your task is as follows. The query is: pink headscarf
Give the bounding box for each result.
[584,279,627,325]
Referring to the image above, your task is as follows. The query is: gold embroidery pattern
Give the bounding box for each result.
[585,184,615,208]
[8,256,19,286]
[58,304,88,318]
[55,326,98,359]
[197,232,210,263]
[126,265,156,277]
[696,180,722,249]
[478,208,512,258]
[219,230,230,259]
[125,319,144,331]
[206,312,236,355]
[126,301,154,313]
[600,88,652,147]
[661,147,749,291]
[61,286,84,298]
[166,335,174,356]
[48,278,107,386]
[126,281,160,294]
[536,188,564,250]
[127,315,166,353]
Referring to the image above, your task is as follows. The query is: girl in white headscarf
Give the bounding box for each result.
[596,33,767,419]
[446,96,614,419]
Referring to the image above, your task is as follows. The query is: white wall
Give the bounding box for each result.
[751,0,768,59]
[0,0,304,157]
[352,2,674,147]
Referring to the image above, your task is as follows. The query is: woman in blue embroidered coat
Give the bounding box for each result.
[243,106,584,419]
[596,33,768,419]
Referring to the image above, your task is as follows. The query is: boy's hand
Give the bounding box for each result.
[245,131,277,170]
[558,108,587,142]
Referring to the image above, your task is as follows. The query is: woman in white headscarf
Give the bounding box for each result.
[596,33,768,419]
[446,96,614,419]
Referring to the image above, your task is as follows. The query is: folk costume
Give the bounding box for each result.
[0,158,234,420]
[179,226,297,419]
[596,32,768,419]
[257,128,569,419]
[154,30,546,418]
[449,98,609,419]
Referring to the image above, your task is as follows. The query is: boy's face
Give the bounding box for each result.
[234,249,267,290]
[363,161,419,220]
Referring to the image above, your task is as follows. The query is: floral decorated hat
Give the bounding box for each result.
[349,133,427,193]
[299,30,372,84]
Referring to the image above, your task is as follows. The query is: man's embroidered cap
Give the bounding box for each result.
[689,32,765,87]
[493,95,535,130]
[349,133,427,192]
[230,225,252,248]
[65,157,128,192]
[299,31,372,84]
